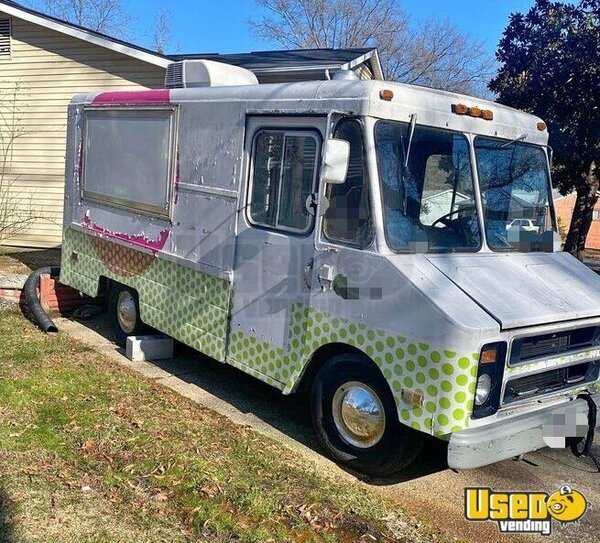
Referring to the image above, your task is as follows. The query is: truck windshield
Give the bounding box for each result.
[375,120,481,253]
[474,137,554,252]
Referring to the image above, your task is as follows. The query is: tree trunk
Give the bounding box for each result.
[564,161,599,260]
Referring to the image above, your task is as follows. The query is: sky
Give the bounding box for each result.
[125,0,541,56]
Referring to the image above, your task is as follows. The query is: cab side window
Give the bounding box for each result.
[323,119,373,248]
[249,130,319,233]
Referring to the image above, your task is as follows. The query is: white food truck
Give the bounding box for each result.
[60,60,600,475]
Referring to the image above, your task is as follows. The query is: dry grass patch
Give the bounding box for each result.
[0,310,453,543]
[0,248,61,275]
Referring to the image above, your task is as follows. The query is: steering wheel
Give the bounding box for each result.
[431,204,478,232]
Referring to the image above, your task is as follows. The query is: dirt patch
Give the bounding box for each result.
[0,298,15,312]
[0,248,61,275]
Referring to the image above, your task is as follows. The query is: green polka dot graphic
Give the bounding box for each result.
[62,228,480,437]
[61,228,230,361]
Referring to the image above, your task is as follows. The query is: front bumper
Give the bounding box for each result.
[447,393,600,470]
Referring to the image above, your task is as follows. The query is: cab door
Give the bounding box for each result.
[227,116,327,387]
[310,117,382,338]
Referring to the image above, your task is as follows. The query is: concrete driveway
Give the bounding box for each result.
[57,315,600,543]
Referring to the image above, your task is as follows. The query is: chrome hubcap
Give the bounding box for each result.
[117,291,137,334]
[332,381,386,449]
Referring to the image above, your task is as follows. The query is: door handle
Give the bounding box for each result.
[318,264,335,290]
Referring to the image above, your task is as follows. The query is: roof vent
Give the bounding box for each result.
[0,18,12,59]
[332,69,360,81]
[165,60,258,89]
[165,61,183,88]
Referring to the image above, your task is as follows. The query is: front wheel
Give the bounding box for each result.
[311,353,423,476]
[108,284,147,347]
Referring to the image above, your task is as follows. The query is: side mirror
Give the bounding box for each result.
[322,139,349,185]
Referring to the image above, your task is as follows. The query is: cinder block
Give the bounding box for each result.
[0,275,28,290]
[126,335,174,362]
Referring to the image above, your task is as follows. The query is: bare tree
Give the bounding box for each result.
[251,0,408,51]
[35,0,131,36]
[387,17,492,95]
[0,82,37,247]
[251,0,493,94]
[151,7,173,55]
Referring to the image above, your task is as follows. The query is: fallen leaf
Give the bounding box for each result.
[154,492,169,502]
[81,440,97,452]
[199,486,218,498]
[107,489,121,504]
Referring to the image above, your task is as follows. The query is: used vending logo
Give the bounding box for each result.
[465,485,588,535]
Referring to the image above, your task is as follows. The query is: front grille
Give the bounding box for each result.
[510,326,600,365]
[503,361,600,404]
[520,335,569,360]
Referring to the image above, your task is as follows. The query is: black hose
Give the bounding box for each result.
[570,393,600,472]
[23,266,61,334]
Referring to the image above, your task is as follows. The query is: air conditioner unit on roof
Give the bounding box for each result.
[165,59,258,89]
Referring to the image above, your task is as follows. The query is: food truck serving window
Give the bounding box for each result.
[82,107,177,218]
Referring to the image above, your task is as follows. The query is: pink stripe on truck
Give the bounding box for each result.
[92,89,171,105]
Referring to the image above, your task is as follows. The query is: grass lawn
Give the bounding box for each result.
[0,249,61,275]
[0,309,450,543]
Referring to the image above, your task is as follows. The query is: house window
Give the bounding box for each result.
[82,107,177,218]
[249,130,319,233]
[593,210,600,221]
[0,18,11,59]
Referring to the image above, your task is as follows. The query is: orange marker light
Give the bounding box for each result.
[453,103,469,115]
[380,89,394,101]
[537,122,547,131]
[454,104,494,121]
[480,346,498,364]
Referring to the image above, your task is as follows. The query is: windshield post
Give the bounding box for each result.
[363,116,390,254]
[544,146,558,235]
[467,132,490,252]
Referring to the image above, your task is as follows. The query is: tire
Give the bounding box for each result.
[108,283,147,347]
[311,353,424,476]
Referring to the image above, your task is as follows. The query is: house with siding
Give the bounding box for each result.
[0,0,382,248]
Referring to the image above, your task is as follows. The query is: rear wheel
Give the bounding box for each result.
[311,353,423,476]
[108,284,146,347]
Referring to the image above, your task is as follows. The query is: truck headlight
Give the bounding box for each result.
[472,342,507,419]
[475,374,492,406]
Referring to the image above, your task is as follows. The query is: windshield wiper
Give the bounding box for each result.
[404,114,418,167]
[500,133,527,148]
[399,114,418,214]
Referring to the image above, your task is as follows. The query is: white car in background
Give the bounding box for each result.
[506,219,540,233]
